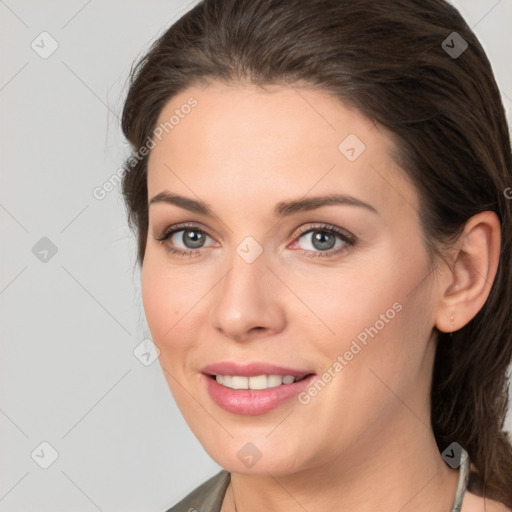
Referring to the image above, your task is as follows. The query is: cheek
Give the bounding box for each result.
[141,262,170,339]
[140,252,214,378]
[141,257,211,426]
[311,237,432,372]
[295,262,433,453]
[298,257,404,347]
[141,256,190,351]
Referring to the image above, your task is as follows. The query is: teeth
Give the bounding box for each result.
[231,376,248,389]
[215,374,302,390]
[248,375,267,390]
[267,375,284,388]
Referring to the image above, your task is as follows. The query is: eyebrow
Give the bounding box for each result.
[148,191,379,217]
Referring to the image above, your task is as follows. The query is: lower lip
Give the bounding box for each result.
[203,374,317,415]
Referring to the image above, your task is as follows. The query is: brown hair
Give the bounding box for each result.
[120,0,512,505]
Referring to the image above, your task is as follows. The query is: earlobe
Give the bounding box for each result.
[434,211,501,334]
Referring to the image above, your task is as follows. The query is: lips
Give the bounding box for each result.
[201,361,313,378]
[201,361,317,415]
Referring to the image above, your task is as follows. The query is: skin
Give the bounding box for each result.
[142,81,503,512]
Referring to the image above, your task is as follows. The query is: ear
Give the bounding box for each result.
[435,211,501,333]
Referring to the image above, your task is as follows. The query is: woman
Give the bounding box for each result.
[120,0,512,510]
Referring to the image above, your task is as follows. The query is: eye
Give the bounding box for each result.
[154,223,214,258]
[290,224,356,258]
[154,222,356,259]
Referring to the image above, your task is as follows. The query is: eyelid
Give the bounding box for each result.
[291,223,356,244]
[155,222,214,241]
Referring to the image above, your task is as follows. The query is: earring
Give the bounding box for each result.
[449,314,454,336]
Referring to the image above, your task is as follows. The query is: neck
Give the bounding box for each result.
[225,415,460,512]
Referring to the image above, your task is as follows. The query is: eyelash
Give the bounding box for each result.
[154,222,357,259]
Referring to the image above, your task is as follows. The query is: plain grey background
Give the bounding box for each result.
[1,1,511,511]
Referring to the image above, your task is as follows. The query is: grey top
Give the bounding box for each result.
[165,470,231,512]
[165,452,470,512]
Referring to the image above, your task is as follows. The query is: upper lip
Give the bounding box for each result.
[201,362,315,378]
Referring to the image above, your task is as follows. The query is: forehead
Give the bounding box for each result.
[149,81,380,163]
[146,81,419,221]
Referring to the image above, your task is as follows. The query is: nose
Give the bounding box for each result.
[209,246,287,342]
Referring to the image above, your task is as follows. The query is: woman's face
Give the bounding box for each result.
[143,81,443,475]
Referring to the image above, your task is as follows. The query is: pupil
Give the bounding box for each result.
[313,231,335,250]
[184,229,204,249]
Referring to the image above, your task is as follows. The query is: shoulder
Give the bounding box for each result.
[461,467,511,512]
[163,470,231,512]
[462,491,511,512]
